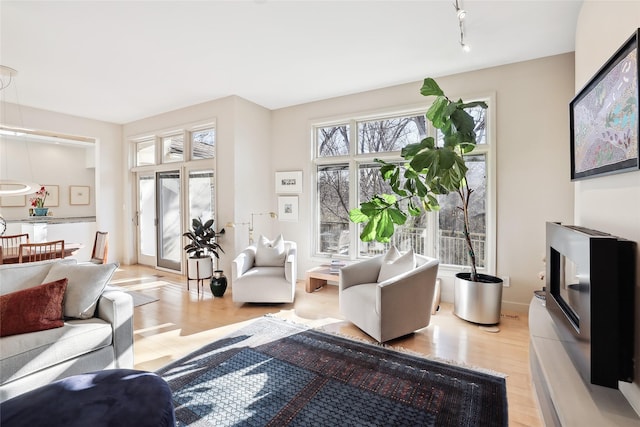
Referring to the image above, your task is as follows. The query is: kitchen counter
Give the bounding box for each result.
[7,216,96,224]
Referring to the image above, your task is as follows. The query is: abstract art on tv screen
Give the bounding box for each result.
[570,29,639,180]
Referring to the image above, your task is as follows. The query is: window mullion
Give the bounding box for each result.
[348,119,358,259]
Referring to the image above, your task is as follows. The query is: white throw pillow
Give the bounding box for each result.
[381,245,401,264]
[377,248,416,282]
[255,234,286,267]
[42,262,118,319]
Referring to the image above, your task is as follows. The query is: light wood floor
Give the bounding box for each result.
[111,264,542,426]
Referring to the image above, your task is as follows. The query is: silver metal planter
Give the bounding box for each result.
[453,272,503,324]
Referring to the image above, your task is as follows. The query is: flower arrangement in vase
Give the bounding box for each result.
[29,186,50,216]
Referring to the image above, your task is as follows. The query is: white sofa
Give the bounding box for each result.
[0,259,134,401]
[232,239,297,303]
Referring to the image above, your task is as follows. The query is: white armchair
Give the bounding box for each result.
[231,239,297,303]
[339,252,439,342]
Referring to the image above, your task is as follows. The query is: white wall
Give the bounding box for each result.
[0,138,95,219]
[231,97,274,250]
[0,102,123,261]
[574,0,640,414]
[271,53,575,312]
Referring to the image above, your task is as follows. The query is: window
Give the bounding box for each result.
[437,154,486,268]
[357,115,426,153]
[162,134,184,163]
[313,99,495,273]
[188,170,215,222]
[133,122,216,166]
[317,125,349,157]
[191,128,215,160]
[136,138,155,166]
[317,164,349,253]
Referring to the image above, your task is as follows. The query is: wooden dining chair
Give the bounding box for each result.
[0,233,30,265]
[1,233,30,249]
[90,231,109,264]
[18,240,65,263]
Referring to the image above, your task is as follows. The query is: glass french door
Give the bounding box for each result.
[136,173,156,267]
[135,167,215,273]
[156,170,182,271]
[136,170,183,272]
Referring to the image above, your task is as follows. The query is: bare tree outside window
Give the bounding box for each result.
[315,105,488,266]
[318,165,349,252]
[317,116,426,255]
[358,115,426,153]
[317,125,349,157]
[438,154,486,267]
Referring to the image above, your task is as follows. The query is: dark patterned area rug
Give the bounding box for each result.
[156,316,508,426]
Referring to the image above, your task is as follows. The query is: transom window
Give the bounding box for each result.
[133,124,215,167]
[313,100,495,273]
[162,134,184,163]
[191,128,215,160]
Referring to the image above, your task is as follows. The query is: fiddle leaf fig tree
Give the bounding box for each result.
[349,77,487,281]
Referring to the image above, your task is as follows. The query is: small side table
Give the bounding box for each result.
[305,267,339,292]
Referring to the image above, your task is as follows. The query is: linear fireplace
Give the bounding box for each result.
[545,222,635,389]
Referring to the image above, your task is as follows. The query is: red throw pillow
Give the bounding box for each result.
[0,278,68,337]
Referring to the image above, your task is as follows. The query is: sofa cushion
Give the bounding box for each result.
[232,266,292,303]
[377,248,416,282]
[0,279,67,337]
[0,259,76,296]
[255,234,286,267]
[42,263,118,319]
[0,319,113,385]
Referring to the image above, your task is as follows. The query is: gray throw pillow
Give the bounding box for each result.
[42,262,118,319]
[255,234,286,267]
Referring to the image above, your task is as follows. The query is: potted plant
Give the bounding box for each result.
[349,77,503,324]
[29,186,50,216]
[183,218,227,296]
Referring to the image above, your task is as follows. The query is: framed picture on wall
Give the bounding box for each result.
[275,171,302,194]
[0,194,26,207]
[43,185,59,207]
[0,184,27,207]
[570,28,639,180]
[278,196,298,221]
[69,185,90,205]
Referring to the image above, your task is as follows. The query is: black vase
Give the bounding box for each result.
[210,270,227,297]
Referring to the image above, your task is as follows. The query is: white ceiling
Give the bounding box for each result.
[0,0,583,125]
